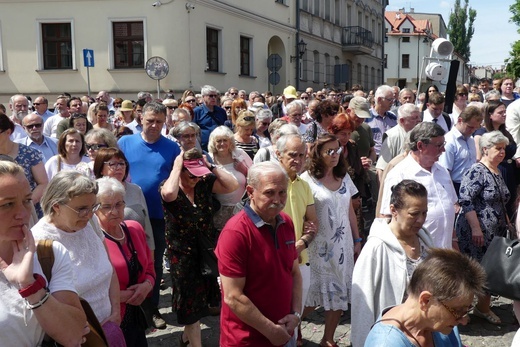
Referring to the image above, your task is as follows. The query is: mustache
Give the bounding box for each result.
[268,203,285,209]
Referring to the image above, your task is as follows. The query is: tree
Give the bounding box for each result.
[505,1,520,78]
[447,0,477,61]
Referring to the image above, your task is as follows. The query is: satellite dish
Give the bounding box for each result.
[432,38,454,57]
[425,62,448,81]
[145,56,169,80]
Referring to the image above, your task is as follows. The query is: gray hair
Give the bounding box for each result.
[479,130,509,155]
[375,85,394,106]
[256,108,273,121]
[201,85,218,96]
[96,177,126,200]
[247,161,288,189]
[408,122,445,151]
[142,102,166,116]
[137,91,151,100]
[208,125,236,154]
[285,100,304,115]
[172,121,200,139]
[276,134,303,154]
[272,124,299,144]
[397,103,420,120]
[41,171,98,216]
[399,88,414,98]
[267,118,288,138]
[172,108,191,122]
[85,128,118,148]
[484,90,501,101]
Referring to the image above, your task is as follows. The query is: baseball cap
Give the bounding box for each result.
[120,100,133,112]
[349,96,371,119]
[183,158,211,177]
[283,86,297,100]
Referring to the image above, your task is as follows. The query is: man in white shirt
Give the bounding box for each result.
[380,122,458,249]
[422,92,452,132]
[286,101,308,135]
[43,96,70,138]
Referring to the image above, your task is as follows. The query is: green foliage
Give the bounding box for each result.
[447,0,476,61]
[506,1,520,79]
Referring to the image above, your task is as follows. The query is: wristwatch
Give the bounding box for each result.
[209,164,217,172]
[292,311,302,322]
[18,274,47,298]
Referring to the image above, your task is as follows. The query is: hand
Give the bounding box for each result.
[302,221,317,238]
[471,229,484,247]
[101,309,121,325]
[354,242,362,259]
[126,282,152,306]
[0,225,35,288]
[278,314,300,335]
[360,156,372,170]
[452,241,460,252]
[267,323,292,346]
[173,149,185,170]
[120,289,135,303]
[516,157,520,168]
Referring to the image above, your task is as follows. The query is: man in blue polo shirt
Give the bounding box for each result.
[193,85,227,151]
[118,102,181,329]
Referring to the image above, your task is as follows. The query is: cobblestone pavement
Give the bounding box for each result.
[147,272,518,346]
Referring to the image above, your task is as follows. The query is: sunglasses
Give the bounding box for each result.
[224,106,232,110]
[300,97,309,100]
[33,103,45,106]
[24,123,43,129]
[86,143,108,151]
[166,106,178,110]
[182,167,199,179]
[242,116,255,121]
[230,92,238,96]
[207,94,218,98]
[186,99,196,103]
[104,161,126,169]
[325,147,343,156]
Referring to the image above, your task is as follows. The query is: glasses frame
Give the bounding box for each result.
[104,161,127,170]
[439,300,471,321]
[324,147,343,156]
[86,143,108,151]
[98,201,126,214]
[63,203,101,218]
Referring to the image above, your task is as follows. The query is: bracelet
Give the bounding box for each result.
[144,279,154,287]
[354,238,363,243]
[301,238,309,248]
[26,290,51,309]
[19,274,47,298]
[452,238,459,242]
[209,164,217,172]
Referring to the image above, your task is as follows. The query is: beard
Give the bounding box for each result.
[14,110,28,122]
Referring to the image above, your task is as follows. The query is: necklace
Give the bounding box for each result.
[102,225,125,241]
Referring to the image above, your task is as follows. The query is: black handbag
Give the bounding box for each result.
[135,297,154,330]
[197,230,219,278]
[480,231,520,301]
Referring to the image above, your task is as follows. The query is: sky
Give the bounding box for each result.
[386,0,519,69]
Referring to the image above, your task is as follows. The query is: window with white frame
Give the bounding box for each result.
[206,27,220,72]
[113,21,144,69]
[41,22,73,70]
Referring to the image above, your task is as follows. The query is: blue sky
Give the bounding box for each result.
[387,0,519,68]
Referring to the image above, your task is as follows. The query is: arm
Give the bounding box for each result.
[30,162,48,203]
[474,135,482,161]
[160,150,184,202]
[349,200,362,257]
[277,259,302,334]
[127,224,155,306]
[464,210,484,247]
[220,275,293,346]
[102,241,121,325]
[296,204,318,254]
[211,165,239,194]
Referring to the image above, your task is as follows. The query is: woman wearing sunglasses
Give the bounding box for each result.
[233,111,259,160]
[300,133,361,347]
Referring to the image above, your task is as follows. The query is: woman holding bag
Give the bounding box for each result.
[456,130,511,325]
[95,177,155,347]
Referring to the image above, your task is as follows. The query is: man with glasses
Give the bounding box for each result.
[8,94,30,140]
[126,99,146,134]
[32,96,54,123]
[15,113,58,163]
[162,98,178,134]
[380,122,458,249]
[227,87,239,99]
[285,101,307,135]
[367,85,398,156]
[193,85,226,151]
[96,90,115,112]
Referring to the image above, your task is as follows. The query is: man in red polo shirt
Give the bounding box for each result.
[215,161,302,347]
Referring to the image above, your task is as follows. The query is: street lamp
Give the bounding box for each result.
[290,39,307,62]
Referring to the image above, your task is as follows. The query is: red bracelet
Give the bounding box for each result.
[18,274,47,298]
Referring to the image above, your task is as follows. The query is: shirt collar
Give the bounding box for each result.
[244,202,285,229]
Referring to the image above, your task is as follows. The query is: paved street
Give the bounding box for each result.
[146,271,518,346]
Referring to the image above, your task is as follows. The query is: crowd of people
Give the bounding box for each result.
[0,77,519,347]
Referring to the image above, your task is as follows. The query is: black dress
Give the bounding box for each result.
[162,175,220,325]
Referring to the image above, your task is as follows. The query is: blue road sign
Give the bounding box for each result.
[83,49,94,67]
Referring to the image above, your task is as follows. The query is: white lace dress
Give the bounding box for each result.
[31,217,113,322]
[300,172,358,311]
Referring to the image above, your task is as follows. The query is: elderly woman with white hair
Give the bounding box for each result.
[208,126,252,230]
[254,108,273,148]
[95,177,155,347]
[455,130,511,325]
[253,122,299,164]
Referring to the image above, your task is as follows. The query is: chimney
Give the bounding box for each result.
[410,8,414,13]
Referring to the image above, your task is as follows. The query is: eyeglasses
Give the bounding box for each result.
[384,97,395,102]
[324,147,343,156]
[182,168,199,179]
[458,93,468,97]
[439,300,471,321]
[242,116,255,121]
[166,106,178,110]
[63,203,101,218]
[104,161,126,169]
[24,123,43,129]
[186,99,196,103]
[224,106,232,110]
[71,114,87,120]
[207,94,218,98]
[301,97,309,100]
[86,143,108,151]
[33,103,45,106]
[98,201,126,214]
[261,122,270,126]
[113,104,122,108]
[426,141,446,149]
[230,92,238,96]
[180,133,196,140]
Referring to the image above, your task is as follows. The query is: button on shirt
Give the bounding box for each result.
[438,127,477,184]
[380,154,457,249]
[366,110,397,156]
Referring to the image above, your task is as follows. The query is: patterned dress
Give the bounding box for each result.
[456,163,510,262]
[300,172,358,311]
[14,144,43,192]
[162,175,220,325]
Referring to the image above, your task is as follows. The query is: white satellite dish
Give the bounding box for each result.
[432,38,454,57]
[425,62,448,81]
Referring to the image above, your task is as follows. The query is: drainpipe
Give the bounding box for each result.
[296,0,301,91]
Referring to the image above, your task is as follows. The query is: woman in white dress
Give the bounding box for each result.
[300,133,361,347]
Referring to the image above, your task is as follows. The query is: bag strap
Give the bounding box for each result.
[37,239,55,283]
[479,163,513,231]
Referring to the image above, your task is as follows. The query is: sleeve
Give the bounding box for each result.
[44,156,58,181]
[345,175,359,198]
[126,221,156,284]
[438,138,455,171]
[367,125,376,148]
[215,221,249,278]
[506,104,520,159]
[134,184,155,250]
[375,137,392,170]
[43,118,52,137]
[253,147,267,164]
[34,241,77,294]
[380,170,401,215]
[458,165,484,213]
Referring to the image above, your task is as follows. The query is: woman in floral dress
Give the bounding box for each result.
[301,134,362,347]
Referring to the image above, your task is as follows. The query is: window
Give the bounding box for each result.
[402,54,410,69]
[206,28,219,72]
[402,28,410,33]
[313,51,320,82]
[402,37,410,43]
[384,54,388,69]
[240,36,251,76]
[113,22,144,69]
[41,23,72,70]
